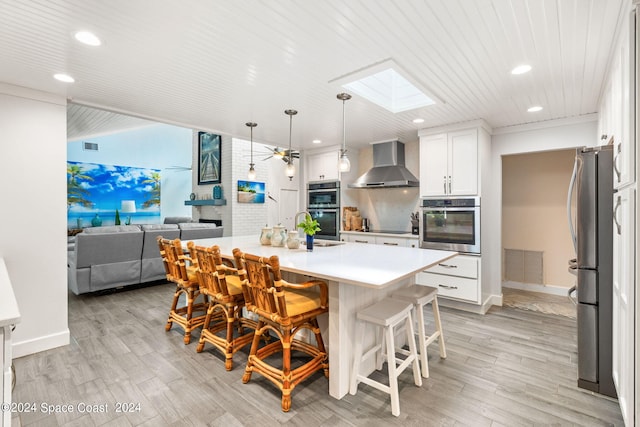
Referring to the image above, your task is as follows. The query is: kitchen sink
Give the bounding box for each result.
[311,240,345,247]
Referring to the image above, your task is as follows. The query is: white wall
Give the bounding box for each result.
[0,84,69,357]
[188,133,301,236]
[487,117,598,298]
[68,123,193,221]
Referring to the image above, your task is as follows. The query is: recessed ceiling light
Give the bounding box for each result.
[527,105,543,112]
[74,31,101,46]
[511,64,532,75]
[330,59,440,113]
[312,139,322,144]
[54,73,75,83]
[412,118,425,124]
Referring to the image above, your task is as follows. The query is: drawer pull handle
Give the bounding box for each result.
[438,284,458,290]
[383,242,398,246]
[355,240,369,243]
[438,263,458,269]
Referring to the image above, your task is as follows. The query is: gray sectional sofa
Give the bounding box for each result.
[68,222,223,295]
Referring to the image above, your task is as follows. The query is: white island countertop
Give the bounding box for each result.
[185,234,457,399]
[185,234,455,289]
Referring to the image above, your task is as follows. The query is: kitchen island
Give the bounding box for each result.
[184,234,456,399]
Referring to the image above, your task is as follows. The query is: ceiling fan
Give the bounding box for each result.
[246,146,300,163]
[262,147,300,163]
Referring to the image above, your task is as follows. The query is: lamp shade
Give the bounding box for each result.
[121,200,136,213]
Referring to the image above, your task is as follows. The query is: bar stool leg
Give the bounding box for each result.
[405,313,423,387]
[414,302,430,378]
[432,297,447,359]
[385,322,400,417]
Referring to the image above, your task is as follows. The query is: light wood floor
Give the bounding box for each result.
[11,282,624,426]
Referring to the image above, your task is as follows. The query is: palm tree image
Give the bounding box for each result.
[141,171,161,208]
[67,164,94,210]
[199,133,220,182]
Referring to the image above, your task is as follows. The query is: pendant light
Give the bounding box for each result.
[337,92,352,172]
[284,109,297,180]
[246,122,257,180]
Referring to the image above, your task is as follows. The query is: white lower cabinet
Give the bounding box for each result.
[340,233,418,247]
[612,186,635,425]
[342,234,375,244]
[416,254,481,304]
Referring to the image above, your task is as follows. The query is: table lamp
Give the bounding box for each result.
[121,200,136,225]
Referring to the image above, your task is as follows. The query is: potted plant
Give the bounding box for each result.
[296,215,321,251]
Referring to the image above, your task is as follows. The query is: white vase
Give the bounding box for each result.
[286,231,300,249]
[260,227,272,245]
[270,225,286,247]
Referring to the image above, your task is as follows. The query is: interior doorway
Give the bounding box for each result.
[501,148,577,317]
[278,188,299,231]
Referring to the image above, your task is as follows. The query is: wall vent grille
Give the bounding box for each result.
[83,142,99,151]
[504,249,544,284]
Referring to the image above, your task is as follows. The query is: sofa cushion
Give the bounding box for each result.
[177,222,216,229]
[178,223,223,240]
[75,228,144,268]
[82,225,141,234]
[141,223,179,232]
[164,216,193,224]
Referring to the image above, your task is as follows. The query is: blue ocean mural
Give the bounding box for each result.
[67,161,161,228]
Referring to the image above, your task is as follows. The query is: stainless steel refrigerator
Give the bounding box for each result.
[567,144,616,398]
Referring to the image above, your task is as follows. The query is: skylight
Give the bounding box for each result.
[331,59,439,113]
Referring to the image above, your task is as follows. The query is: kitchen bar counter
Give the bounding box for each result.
[185,235,456,398]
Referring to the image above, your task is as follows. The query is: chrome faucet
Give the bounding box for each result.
[294,211,311,236]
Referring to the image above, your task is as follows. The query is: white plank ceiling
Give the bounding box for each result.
[0,0,627,148]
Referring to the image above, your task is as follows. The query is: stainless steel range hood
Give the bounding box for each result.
[348,140,419,188]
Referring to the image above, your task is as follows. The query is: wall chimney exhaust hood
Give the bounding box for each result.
[348,140,419,188]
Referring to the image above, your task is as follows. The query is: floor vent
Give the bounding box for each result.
[504,249,543,284]
[83,141,99,151]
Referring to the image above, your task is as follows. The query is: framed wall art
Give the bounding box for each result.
[198,132,222,184]
[237,180,265,203]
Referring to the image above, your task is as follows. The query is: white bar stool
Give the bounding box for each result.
[349,298,422,417]
[392,285,446,379]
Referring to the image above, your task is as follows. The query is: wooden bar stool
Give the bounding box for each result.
[392,285,446,379]
[349,298,422,417]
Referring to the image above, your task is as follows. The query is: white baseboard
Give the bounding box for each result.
[502,281,571,297]
[12,329,70,358]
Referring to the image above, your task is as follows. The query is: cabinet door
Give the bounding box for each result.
[375,236,409,247]
[307,151,338,182]
[448,129,478,195]
[612,187,635,425]
[342,234,374,244]
[613,22,635,189]
[419,133,448,197]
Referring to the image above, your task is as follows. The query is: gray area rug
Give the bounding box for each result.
[502,287,577,319]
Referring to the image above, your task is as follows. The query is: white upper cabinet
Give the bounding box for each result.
[599,13,635,189]
[305,149,339,182]
[419,128,478,197]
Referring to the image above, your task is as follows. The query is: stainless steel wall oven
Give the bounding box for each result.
[307,180,340,208]
[307,180,340,240]
[419,196,480,254]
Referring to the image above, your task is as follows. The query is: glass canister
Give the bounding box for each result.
[286,231,300,249]
[260,227,272,245]
[270,225,286,247]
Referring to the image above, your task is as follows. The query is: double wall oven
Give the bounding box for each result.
[307,180,340,241]
[419,196,480,254]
